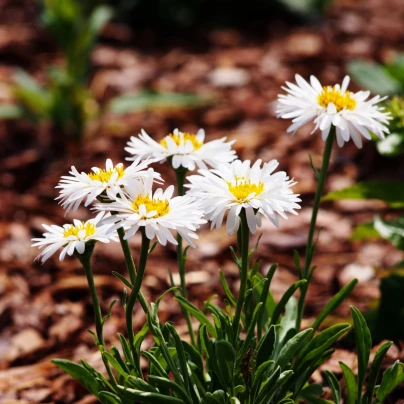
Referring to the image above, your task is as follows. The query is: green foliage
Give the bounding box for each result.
[323,181,404,208]
[325,307,404,404]
[3,0,209,145]
[277,0,332,17]
[348,55,404,96]
[108,92,213,114]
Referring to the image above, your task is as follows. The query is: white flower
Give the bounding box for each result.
[32,212,118,263]
[186,159,301,235]
[56,158,161,213]
[95,175,206,247]
[125,128,237,171]
[277,74,391,148]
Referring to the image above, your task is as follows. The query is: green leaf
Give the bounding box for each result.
[103,352,130,378]
[295,324,351,372]
[339,362,358,404]
[99,391,122,404]
[376,360,404,403]
[312,279,358,332]
[166,324,192,397]
[0,104,24,119]
[112,271,133,288]
[116,385,184,403]
[103,299,118,325]
[219,270,237,307]
[377,133,404,157]
[256,325,277,368]
[125,376,159,393]
[374,215,404,251]
[323,181,404,208]
[108,91,213,114]
[351,222,381,241]
[298,384,333,403]
[142,350,169,378]
[350,306,372,401]
[88,6,113,37]
[323,370,341,404]
[118,333,135,371]
[237,302,263,365]
[214,340,236,387]
[348,60,402,95]
[363,341,393,404]
[148,376,192,404]
[275,328,312,371]
[51,359,103,396]
[175,296,217,338]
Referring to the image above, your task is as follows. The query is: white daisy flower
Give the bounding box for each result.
[125,128,237,171]
[277,74,391,148]
[186,159,301,235]
[56,158,161,213]
[32,212,118,263]
[95,175,206,247]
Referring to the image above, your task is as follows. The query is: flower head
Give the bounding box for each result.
[95,175,206,247]
[32,212,118,263]
[277,75,391,148]
[125,128,237,171]
[186,159,301,235]
[56,158,161,213]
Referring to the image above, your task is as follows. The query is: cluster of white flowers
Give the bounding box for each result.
[32,76,391,262]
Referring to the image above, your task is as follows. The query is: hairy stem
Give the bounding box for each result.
[126,229,150,363]
[175,167,196,347]
[78,245,116,386]
[232,209,250,339]
[296,129,335,330]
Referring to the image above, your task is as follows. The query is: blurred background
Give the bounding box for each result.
[1,0,404,402]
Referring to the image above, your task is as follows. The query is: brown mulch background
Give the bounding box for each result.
[1,0,404,402]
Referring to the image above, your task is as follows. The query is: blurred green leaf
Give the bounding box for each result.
[98,391,122,404]
[374,215,404,251]
[348,60,402,95]
[384,54,404,85]
[376,360,404,403]
[377,133,404,157]
[351,222,381,241]
[277,0,332,16]
[88,6,113,37]
[108,91,214,114]
[117,385,184,403]
[323,181,404,208]
[0,104,24,119]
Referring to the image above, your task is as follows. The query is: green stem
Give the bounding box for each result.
[296,129,335,330]
[117,227,149,313]
[232,209,250,339]
[175,167,197,347]
[126,229,150,363]
[78,245,116,386]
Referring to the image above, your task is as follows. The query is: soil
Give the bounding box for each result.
[1,0,404,402]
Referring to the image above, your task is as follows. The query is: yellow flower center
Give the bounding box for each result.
[160,132,203,150]
[317,86,356,112]
[63,222,96,238]
[132,194,170,218]
[88,165,125,182]
[228,178,264,202]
